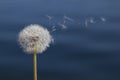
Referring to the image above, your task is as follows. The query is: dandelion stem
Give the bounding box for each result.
[33,52,37,80]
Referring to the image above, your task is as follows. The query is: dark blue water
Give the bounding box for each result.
[0,0,120,80]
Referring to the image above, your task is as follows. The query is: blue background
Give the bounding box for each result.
[0,0,120,80]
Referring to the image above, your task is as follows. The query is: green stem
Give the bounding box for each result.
[33,52,37,80]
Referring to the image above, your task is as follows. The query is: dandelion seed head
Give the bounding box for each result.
[18,24,52,54]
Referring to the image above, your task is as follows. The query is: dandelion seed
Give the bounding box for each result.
[51,38,54,43]
[89,18,95,23]
[61,25,67,29]
[63,15,74,22]
[101,17,106,22]
[58,23,67,29]
[45,15,53,20]
[51,26,57,32]
[63,20,66,24]
[52,28,56,32]
[85,19,89,27]
[52,26,56,29]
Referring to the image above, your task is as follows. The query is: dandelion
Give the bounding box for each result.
[18,24,52,80]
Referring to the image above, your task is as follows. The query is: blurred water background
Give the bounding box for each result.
[0,0,120,80]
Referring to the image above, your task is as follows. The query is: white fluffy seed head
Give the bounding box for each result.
[18,24,52,54]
